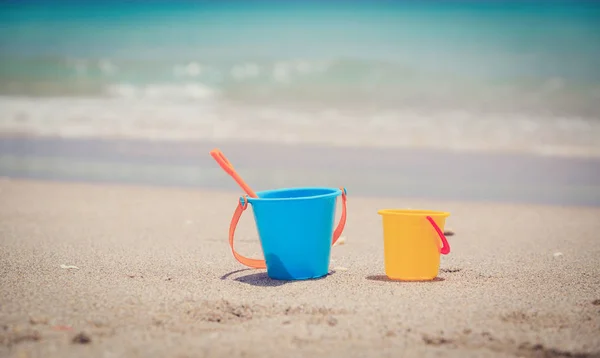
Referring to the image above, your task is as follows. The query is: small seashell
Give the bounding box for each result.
[60,264,79,269]
[553,252,563,258]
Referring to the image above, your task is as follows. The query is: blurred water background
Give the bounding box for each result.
[2,0,600,156]
[1,0,599,205]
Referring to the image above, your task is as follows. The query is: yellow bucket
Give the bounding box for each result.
[377,209,451,281]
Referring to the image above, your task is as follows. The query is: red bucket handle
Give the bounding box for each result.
[426,216,450,255]
[228,188,348,268]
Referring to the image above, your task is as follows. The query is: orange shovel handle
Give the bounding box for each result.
[426,216,450,255]
[228,188,348,268]
[210,148,258,198]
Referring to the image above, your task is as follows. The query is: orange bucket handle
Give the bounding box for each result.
[426,216,450,255]
[228,188,348,268]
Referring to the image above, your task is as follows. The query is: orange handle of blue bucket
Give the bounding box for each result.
[426,216,450,255]
[228,188,348,269]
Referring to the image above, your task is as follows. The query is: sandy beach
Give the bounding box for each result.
[2,1,600,357]
[1,178,599,358]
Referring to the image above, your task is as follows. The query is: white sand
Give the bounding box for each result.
[1,179,599,358]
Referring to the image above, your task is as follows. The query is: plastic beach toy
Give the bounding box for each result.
[209,149,258,198]
[210,149,348,280]
[377,209,450,281]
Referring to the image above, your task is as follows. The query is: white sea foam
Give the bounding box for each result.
[106,83,216,101]
[169,60,329,83]
[1,96,600,159]
[272,62,291,83]
[98,59,118,75]
[230,63,260,80]
[270,60,329,83]
[173,62,203,77]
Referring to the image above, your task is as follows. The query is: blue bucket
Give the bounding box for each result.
[228,187,348,280]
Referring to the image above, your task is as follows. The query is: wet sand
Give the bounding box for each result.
[1,179,599,358]
[2,135,600,207]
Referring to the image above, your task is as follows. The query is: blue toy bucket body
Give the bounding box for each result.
[245,187,342,280]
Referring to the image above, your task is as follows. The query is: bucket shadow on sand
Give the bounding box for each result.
[220,269,252,280]
[221,271,333,287]
[233,272,289,287]
[366,275,445,283]
[221,256,335,287]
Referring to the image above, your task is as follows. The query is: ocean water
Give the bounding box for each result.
[1,0,600,157]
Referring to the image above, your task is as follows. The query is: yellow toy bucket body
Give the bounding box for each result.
[377,209,450,281]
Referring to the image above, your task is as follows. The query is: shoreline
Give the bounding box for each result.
[1,134,600,207]
[6,131,596,158]
[2,125,600,160]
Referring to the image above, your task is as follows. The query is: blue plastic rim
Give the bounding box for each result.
[244,187,343,280]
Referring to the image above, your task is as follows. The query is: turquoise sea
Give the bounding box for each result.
[1,0,600,157]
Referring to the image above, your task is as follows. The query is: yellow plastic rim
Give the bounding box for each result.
[377,209,450,217]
